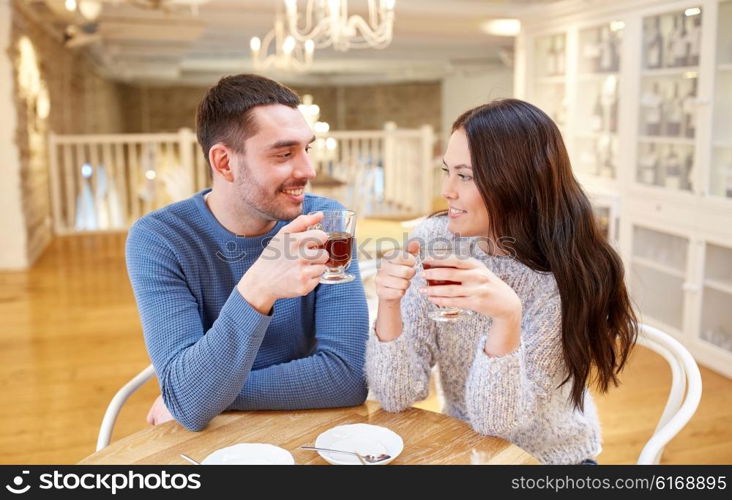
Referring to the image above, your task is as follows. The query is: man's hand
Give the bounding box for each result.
[237,212,329,314]
[146,394,174,426]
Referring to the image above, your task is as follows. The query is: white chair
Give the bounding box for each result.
[635,323,702,464]
[96,364,156,451]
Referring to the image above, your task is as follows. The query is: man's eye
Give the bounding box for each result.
[305,146,312,153]
[278,152,292,159]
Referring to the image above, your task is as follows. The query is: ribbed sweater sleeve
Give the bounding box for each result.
[126,220,273,431]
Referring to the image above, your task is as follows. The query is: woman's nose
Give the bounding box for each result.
[442,177,458,200]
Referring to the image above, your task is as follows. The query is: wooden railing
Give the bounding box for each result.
[48,123,435,234]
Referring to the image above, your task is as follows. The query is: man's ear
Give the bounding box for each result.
[209,143,236,183]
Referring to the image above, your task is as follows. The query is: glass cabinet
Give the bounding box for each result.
[711,0,732,198]
[533,33,568,130]
[517,0,732,378]
[575,22,623,180]
[630,226,688,333]
[637,8,701,191]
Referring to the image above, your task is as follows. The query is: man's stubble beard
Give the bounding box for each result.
[235,157,303,222]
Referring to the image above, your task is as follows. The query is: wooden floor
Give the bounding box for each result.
[1,232,731,464]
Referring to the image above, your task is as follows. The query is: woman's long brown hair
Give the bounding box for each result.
[450,99,637,410]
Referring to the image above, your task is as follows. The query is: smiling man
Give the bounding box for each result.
[125,74,368,431]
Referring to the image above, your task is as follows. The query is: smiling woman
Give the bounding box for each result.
[367,98,638,465]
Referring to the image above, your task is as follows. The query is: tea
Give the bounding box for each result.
[422,263,460,286]
[322,232,353,268]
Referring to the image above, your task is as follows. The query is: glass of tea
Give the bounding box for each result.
[308,210,356,284]
[421,239,471,322]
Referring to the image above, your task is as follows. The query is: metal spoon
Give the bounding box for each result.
[179,453,201,465]
[300,446,391,464]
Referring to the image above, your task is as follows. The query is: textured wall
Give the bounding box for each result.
[9,0,126,266]
[118,80,442,134]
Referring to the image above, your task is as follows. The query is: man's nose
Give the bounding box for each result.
[294,151,317,180]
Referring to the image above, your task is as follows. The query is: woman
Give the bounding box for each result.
[366,99,637,465]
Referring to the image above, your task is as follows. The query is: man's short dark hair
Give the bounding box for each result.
[195,74,301,164]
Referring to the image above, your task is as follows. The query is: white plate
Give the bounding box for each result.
[314,424,403,465]
[201,443,295,465]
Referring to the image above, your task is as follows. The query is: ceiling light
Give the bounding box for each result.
[480,18,520,37]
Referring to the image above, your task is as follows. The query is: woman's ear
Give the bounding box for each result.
[209,143,235,183]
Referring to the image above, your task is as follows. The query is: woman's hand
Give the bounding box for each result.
[375,240,420,303]
[420,255,523,356]
[374,241,420,342]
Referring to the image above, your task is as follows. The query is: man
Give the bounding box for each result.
[126,74,368,431]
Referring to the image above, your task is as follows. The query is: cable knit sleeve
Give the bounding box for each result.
[365,220,438,412]
[464,282,565,436]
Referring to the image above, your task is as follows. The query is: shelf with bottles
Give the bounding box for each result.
[641,67,700,77]
[639,76,698,142]
[636,142,694,191]
[574,134,618,180]
[579,22,623,75]
[643,8,702,72]
[638,136,695,146]
[535,32,567,79]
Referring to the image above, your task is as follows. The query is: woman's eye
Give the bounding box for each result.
[440,167,449,175]
[458,174,473,181]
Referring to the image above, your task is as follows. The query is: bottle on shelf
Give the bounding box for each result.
[611,26,621,72]
[641,81,664,136]
[599,26,614,72]
[686,14,702,66]
[546,36,557,76]
[681,150,694,191]
[592,91,604,132]
[665,14,679,68]
[645,16,664,69]
[673,13,689,67]
[600,136,616,178]
[664,146,682,190]
[556,35,566,75]
[601,76,619,134]
[609,90,619,134]
[682,78,697,139]
[584,28,602,73]
[665,82,683,137]
[639,143,660,185]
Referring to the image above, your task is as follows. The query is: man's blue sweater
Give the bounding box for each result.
[125,190,369,431]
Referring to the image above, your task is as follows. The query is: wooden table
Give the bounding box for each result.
[80,402,537,465]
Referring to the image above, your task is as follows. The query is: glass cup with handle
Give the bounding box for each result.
[308,210,356,284]
[420,238,473,322]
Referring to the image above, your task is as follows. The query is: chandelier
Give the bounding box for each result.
[283,0,396,52]
[250,15,315,72]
